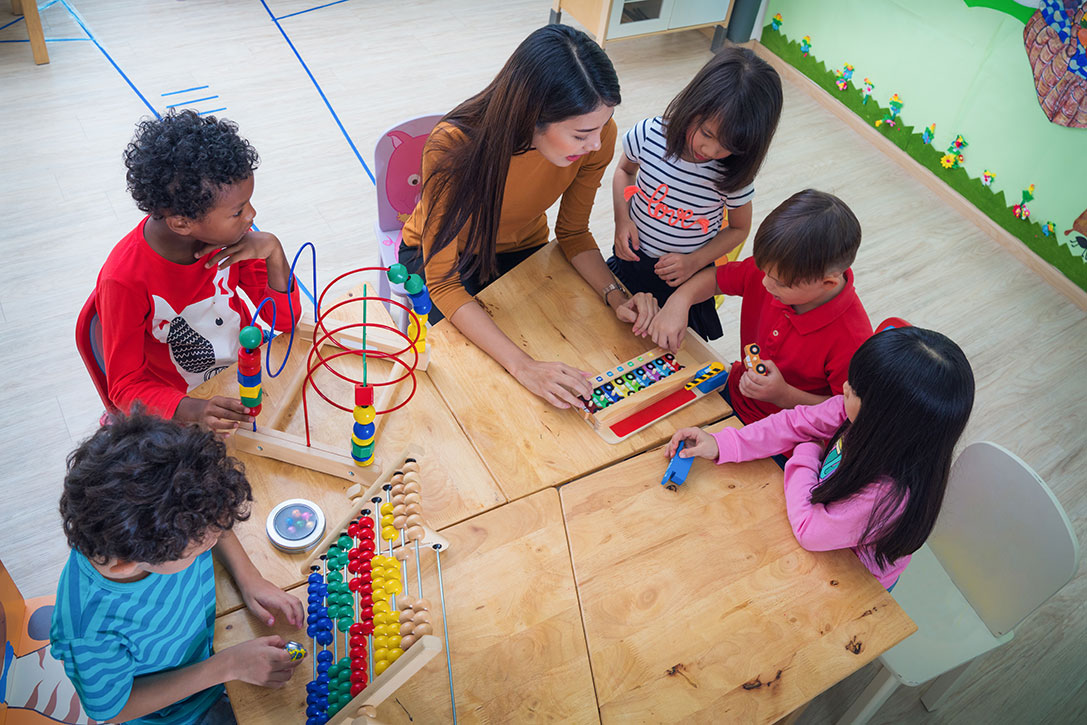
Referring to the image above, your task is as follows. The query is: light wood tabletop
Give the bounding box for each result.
[214,488,599,724]
[559,417,917,724]
[195,284,505,615]
[426,242,733,501]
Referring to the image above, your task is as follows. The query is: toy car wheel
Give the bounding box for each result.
[755,363,768,375]
[666,484,677,492]
[748,343,760,355]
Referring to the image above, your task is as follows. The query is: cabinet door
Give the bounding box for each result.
[668,0,731,30]
[606,0,677,39]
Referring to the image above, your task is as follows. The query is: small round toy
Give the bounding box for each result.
[285,640,308,661]
[267,499,326,553]
[239,325,263,351]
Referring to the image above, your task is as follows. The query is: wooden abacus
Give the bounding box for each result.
[577,332,729,444]
[297,451,457,725]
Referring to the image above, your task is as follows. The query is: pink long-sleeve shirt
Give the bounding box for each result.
[711,396,908,588]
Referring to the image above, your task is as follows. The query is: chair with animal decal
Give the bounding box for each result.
[373,115,442,332]
[1,558,98,724]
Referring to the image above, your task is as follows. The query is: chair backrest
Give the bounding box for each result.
[373,114,443,233]
[874,317,911,334]
[75,290,116,413]
[928,441,1080,636]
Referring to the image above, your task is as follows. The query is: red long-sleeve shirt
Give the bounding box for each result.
[96,217,301,417]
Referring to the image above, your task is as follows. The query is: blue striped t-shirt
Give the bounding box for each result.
[50,549,222,724]
[623,116,754,258]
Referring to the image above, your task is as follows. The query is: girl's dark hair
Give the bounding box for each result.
[813,327,975,568]
[753,189,861,285]
[60,410,253,565]
[124,109,259,220]
[424,25,620,281]
[663,46,782,193]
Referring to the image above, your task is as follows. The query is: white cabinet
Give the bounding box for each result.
[552,0,735,47]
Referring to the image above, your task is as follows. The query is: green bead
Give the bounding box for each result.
[326,545,342,558]
[327,571,343,584]
[238,325,262,350]
[337,535,353,549]
[352,441,376,459]
[386,263,409,284]
[404,273,424,295]
[339,656,352,669]
[328,663,341,678]
[337,617,352,632]
[239,391,262,407]
[338,692,353,706]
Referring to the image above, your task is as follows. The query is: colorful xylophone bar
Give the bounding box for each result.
[580,352,685,414]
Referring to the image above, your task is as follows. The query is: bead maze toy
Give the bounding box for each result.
[227,246,434,487]
[577,335,729,444]
[298,454,456,725]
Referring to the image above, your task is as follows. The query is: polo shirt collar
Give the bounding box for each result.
[777,269,858,335]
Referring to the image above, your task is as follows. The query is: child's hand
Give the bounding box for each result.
[220,635,301,689]
[666,427,719,461]
[613,217,641,262]
[738,359,790,407]
[196,231,284,271]
[654,253,701,287]
[615,292,659,336]
[512,359,593,410]
[242,576,305,628]
[647,300,688,352]
[175,396,253,435]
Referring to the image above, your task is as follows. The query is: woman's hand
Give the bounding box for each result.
[512,359,593,410]
[647,299,688,352]
[615,292,659,336]
[666,427,719,461]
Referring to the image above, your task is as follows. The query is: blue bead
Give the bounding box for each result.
[317,649,333,663]
[353,421,376,440]
[317,661,330,674]
[316,630,333,646]
[308,591,322,602]
[317,617,332,631]
[307,615,317,626]
[308,693,319,705]
[317,584,328,596]
[410,295,432,316]
[308,572,323,584]
[307,718,322,725]
[316,673,330,686]
[307,625,317,638]
[306,681,319,693]
[308,603,319,614]
[237,370,262,387]
[307,705,321,718]
[316,695,329,709]
[318,606,328,618]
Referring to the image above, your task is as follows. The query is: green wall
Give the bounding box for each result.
[765,0,1086,261]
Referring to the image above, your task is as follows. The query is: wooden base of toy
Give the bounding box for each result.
[580,330,727,444]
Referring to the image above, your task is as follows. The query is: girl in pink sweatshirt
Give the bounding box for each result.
[667,326,975,589]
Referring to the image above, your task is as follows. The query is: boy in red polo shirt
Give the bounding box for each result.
[646,189,871,424]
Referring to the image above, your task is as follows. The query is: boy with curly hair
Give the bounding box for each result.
[96,109,301,433]
[50,411,305,724]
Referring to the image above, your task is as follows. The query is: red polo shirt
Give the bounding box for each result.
[717,257,872,423]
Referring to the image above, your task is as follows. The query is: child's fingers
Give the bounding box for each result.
[249,598,274,626]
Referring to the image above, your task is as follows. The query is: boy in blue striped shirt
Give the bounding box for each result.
[50,412,305,724]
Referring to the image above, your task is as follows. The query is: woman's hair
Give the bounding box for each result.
[423,25,620,281]
[60,409,253,565]
[124,109,259,220]
[813,327,975,568]
[663,46,782,194]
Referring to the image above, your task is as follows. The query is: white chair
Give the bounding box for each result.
[837,441,1080,724]
[373,114,442,331]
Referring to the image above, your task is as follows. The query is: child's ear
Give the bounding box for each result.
[164,214,196,237]
[105,559,141,577]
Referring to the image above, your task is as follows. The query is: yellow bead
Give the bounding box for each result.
[238,384,261,398]
[353,406,376,425]
[374,612,393,626]
[352,434,375,447]
[385,578,402,595]
[380,514,394,527]
[373,600,390,615]
[374,659,389,676]
[371,566,385,581]
[379,502,394,515]
[374,635,389,649]
[387,647,402,663]
[355,456,375,467]
[374,647,389,662]
[381,526,398,541]
[388,635,402,649]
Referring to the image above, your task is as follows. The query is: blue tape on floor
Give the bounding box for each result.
[275,0,352,22]
[161,85,209,97]
[165,94,219,108]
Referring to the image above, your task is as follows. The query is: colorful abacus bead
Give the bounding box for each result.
[352,385,376,466]
[237,326,263,414]
[404,274,431,352]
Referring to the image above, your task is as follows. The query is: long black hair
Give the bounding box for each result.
[813,327,975,568]
[663,46,782,194]
[423,25,620,281]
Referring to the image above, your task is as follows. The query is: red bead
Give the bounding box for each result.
[348,577,363,592]
[360,621,374,635]
[347,522,359,537]
[351,656,368,670]
[350,645,367,659]
[350,634,366,647]
[358,557,373,570]
[238,363,261,376]
[360,582,373,595]
[360,606,373,619]
[348,547,362,560]
[351,668,368,683]
[248,403,262,416]
[359,594,373,607]
[355,384,374,407]
[348,560,362,574]
[359,540,375,554]
[351,682,366,696]
[349,623,365,636]
[238,348,261,361]
[359,518,374,529]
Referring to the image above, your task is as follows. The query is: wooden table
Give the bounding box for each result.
[559,418,917,723]
[195,285,505,614]
[214,489,599,724]
[427,242,732,501]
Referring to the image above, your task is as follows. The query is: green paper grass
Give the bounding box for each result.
[761,26,1087,294]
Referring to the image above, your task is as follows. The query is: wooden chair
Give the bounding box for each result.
[10,0,49,65]
[837,442,1080,724]
[372,114,441,331]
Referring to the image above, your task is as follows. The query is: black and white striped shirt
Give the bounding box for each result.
[623,116,754,258]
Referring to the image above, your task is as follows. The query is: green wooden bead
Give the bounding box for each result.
[386,263,409,284]
[337,535,353,549]
[404,274,424,295]
[337,617,352,632]
[238,325,262,350]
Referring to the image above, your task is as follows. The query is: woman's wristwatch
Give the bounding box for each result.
[601,281,626,306]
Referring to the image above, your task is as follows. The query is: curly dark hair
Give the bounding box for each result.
[60,410,253,565]
[123,109,260,220]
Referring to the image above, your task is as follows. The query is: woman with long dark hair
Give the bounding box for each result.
[666,326,976,590]
[399,25,657,409]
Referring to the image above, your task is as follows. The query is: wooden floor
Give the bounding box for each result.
[1,1,1083,722]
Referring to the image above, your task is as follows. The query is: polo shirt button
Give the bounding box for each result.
[772,330,779,336]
